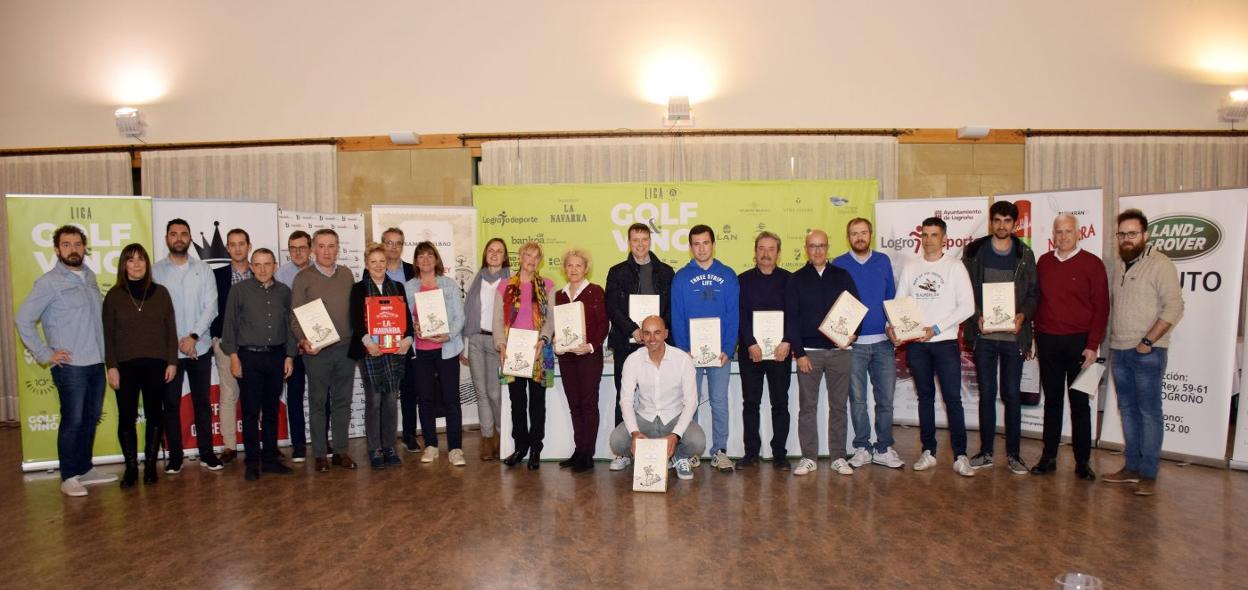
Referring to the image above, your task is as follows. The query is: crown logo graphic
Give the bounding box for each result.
[193,221,231,265]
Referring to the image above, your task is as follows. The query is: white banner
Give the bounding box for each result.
[875,198,988,428]
[1101,188,1248,462]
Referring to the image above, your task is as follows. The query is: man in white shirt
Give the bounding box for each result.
[890,217,976,477]
[608,315,707,481]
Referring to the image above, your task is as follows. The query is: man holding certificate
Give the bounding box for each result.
[672,224,740,473]
[961,200,1038,475]
[554,249,608,472]
[784,229,861,477]
[736,231,792,470]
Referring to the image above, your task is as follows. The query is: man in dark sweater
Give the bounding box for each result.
[785,229,860,477]
[737,231,792,470]
[211,228,252,463]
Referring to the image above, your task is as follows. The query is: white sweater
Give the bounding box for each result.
[895,253,975,343]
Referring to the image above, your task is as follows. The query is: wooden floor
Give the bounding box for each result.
[1,425,1245,589]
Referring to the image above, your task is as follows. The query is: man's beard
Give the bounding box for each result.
[851,240,870,254]
[993,228,1013,239]
[1119,241,1142,261]
[168,241,189,255]
[58,252,84,268]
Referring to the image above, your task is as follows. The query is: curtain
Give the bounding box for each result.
[0,152,135,422]
[140,145,337,212]
[479,135,898,199]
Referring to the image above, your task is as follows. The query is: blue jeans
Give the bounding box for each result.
[850,340,896,452]
[1111,347,1167,479]
[973,338,1024,457]
[50,363,105,480]
[285,355,307,457]
[906,340,967,456]
[695,363,732,453]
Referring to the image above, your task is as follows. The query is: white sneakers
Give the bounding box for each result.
[710,450,735,472]
[913,450,937,471]
[448,449,466,467]
[953,454,976,477]
[872,448,905,469]
[609,456,632,471]
[78,468,118,486]
[830,458,854,475]
[689,454,701,468]
[793,457,819,476]
[60,476,88,497]
[421,446,440,463]
[673,458,694,480]
[847,447,872,468]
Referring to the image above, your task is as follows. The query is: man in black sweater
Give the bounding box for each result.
[736,231,793,470]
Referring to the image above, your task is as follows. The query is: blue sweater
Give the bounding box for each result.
[784,262,860,358]
[671,258,740,356]
[832,251,896,337]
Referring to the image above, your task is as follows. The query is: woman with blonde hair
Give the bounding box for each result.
[554,248,608,472]
[494,241,556,469]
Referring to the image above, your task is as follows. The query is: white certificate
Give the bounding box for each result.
[883,296,926,343]
[689,317,721,368]
[293,298,341,351]
[413,288,450,337]
[553,301,586,354]
[502,328,540,378]
[628,294,660,342]
[820,291,868,349]
[981,282,1016,333]
[752,311,784,358]
[1069,359,1106,400]
[632,437,670,493]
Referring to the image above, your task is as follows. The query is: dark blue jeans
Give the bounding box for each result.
[906,340,967,456]
[50,363,105,480]
[238,349,286,465]
[285,355,307,457]
[1111,347,1167,479]
[415,350,463,450]
[974,338,1024,457]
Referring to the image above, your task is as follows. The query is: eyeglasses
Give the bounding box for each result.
[1115,231,1143,241]
[806,243,829,250]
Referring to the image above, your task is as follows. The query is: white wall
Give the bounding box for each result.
[2,0,1247,149]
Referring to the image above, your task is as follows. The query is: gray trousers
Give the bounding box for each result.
[304,346,355,457]
[796,348,853,460]
[466,333,502,437]
[609,415,707,460]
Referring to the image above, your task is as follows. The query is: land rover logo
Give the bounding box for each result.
[1146,214,1221,261]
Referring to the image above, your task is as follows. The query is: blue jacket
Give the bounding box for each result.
[16,261,105,366]
[832,251,895,337]
[671,258,739,356]
[404,274,465,360]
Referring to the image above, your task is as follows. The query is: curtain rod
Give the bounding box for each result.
[458,128,905,142]
[1023,129,1248,137]
[0,138,340,158]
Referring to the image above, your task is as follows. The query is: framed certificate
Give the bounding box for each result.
[413,288,450,338]
[689,317,721,368]
[502,328,540,378]
[752,311,784,358]
[632,437,670,493]
[294,298,341,351]
[628,294,660,342]
[981,282,1016,333]
[553,301,586,354]
[883,296,926,343]
[365,295,407,353]
[820,291,867,349]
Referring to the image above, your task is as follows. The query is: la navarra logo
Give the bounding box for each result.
[1147,215,1221,262]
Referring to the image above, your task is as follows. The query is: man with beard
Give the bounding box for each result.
[380,227,422,453]
[1104,208,1183,496]
[210,228,253,463]
[153,219,224,473]
[275,230,314,462]
[832,218,904,469]
[18,225,117,496]
[736,231,792,470]
[962,201,1038,475]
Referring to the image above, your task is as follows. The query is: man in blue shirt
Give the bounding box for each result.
[671,224,739,473]
[17,225,116,496]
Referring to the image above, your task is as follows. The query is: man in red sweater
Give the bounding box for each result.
[1029,214,1109,480]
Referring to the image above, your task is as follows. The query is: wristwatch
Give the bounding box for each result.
[1140,337,1153,347]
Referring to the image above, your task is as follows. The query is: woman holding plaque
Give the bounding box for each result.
[405,241,467,466]
[349,244,413,470]
[494,241,556,470]
[554,249,608,472]
[462,238,510,461]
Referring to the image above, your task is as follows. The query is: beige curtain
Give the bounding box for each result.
[479,135,898,199]
[141,145,337,211]
[0,153,135,422]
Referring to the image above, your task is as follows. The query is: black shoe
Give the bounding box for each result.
[262,460,294,475]
[736,454,760,469]
[559,452,579,469]
[528,450,541,470]
[774,458,792,471]
[164,455,184,474]
[403,435,422,453]
[121,461,138,489]
[573,453,595,473]
[245,465,260,481]
[1075,463,1097,481]
[503,447,528,467]
[1030,456,1057,475]
[370,450,386,470]
[200,453,224,471]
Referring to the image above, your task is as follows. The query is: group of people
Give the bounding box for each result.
[19,202,1182,499]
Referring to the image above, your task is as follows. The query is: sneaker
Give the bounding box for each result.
[969,453,994,470]
[60,476,88,497]
[609,456,632,471]
[847,447,872,468]
[1103,468,1141,483]
[872,447,905,469]
[291,448,306,464]
[913,450,937,471]
[165,456,184,474]
[369,450,386,470]
[793,457,818,476]
[449,449,467,467]
[291,455,306,464]
[710,450,735,472]
[674,457,694,480]
[200,453,224,471]
[688,454,701,468]
[382,448,402,466]
[953,455,976,477]
[78,468,118,486]
[830,458,854,475]
[421,446,440,463]
[1007,456,1029,475]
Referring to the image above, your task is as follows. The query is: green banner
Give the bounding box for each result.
[6,194,153,469]
[473,180,878,286]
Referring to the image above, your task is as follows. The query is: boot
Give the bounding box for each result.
[120,428,139,489]
[479,435,493,461]
[489,436,501,461]
[143,436,161,485]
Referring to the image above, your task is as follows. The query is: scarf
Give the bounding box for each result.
[501,273,554,386]
[463,266,510,336]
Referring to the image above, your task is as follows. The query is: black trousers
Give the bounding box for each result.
[739,355,792,458]
[238,349,286,465]
[399,351,421,441]
[116,358,167,460]
[165,355,215,458]
[508,378,547,453]
[611,343,642,426]
[1036,332,1093,464]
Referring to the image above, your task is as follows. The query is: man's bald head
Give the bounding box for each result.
[640,315,669,354]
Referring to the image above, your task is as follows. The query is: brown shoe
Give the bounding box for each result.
[490,436,501,461]
[479,435,492,461]
[1134,478,1156,496]
[1102,468,1140,483]
[331,453,357,470]
[315,457,330,472]
[220,448,238,464]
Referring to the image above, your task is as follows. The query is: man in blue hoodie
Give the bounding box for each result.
[672,224,739,473]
